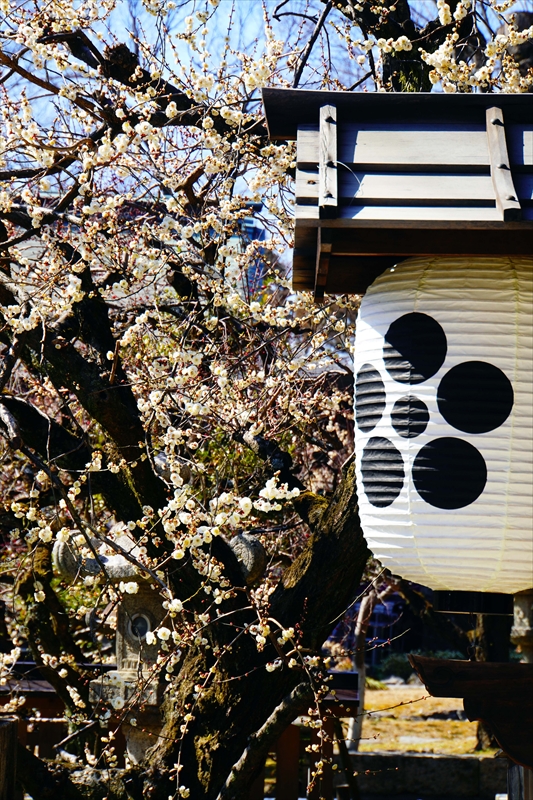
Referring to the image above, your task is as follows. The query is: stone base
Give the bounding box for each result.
[122,711,164,765]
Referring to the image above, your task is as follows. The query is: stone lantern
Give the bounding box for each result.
[53,532,165,763]
[53,528,266,763]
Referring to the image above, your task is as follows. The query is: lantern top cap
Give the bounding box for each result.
[262,88,532,141]
[262,89,533,297]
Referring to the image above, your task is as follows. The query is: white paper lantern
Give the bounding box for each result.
[353,256,533,594]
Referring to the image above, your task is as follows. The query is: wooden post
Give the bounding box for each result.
[525,767,533,800]
[508,761,522,800]
[318,104,337,219]
[276,724,300,800]
[508,762,533,800]
[0,717,17,800]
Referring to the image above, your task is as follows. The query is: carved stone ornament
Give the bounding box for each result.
[228,533,267,585]
[52,529,139,584]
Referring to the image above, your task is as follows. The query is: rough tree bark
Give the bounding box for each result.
[140,461,369,800]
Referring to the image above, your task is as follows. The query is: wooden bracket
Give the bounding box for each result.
[409,655,533,769]
[314,227,332,301]
[486,107,522,222]
[319,104,337,219]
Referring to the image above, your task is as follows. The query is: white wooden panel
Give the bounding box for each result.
[507,125,533,167]
[345,172,495,201]
[297,169,495,202]
[336,205,502,221]
[297,124,490,167]
[295,204,501,222]
[296,168,319,202]
[297,125,319,166]
[340,125,489,166]
[296,205,320,219]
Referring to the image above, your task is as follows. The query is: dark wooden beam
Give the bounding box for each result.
[329,226,532,257]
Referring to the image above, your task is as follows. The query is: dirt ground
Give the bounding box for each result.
[358,687,489,755]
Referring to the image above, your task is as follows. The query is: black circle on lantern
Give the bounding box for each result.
[437,361,514,434]
[356,364,386,432]
[412,437,487,509]
[361,436,405,508]
[383,312,447,385]
[391,396,429,438]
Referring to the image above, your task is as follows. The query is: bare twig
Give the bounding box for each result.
[0,50,101,118]
[292,1,333,87]
[347,70,373,90]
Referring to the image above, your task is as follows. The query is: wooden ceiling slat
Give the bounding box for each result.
[297,171,497,204]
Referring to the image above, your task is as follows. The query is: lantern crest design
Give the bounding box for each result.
[353,255,532,595]
[357,310,516,511]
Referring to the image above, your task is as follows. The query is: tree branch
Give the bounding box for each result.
[16,743,86,800]
[15,543,91,712]
[17,741,138,799]
[216,682,313,800]
[37,31,267,137]
[0,50,101,118]
[0,396,145,523]
[293,1,333,87]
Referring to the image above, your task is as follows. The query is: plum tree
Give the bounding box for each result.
[0,1,530,797]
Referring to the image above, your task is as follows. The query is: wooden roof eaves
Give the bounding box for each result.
[262,88,533,141]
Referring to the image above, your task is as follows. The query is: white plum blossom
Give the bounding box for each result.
[119,581,139,594]
[238,497,253,517]
[157,626,171,641]
[437,0,452,25]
